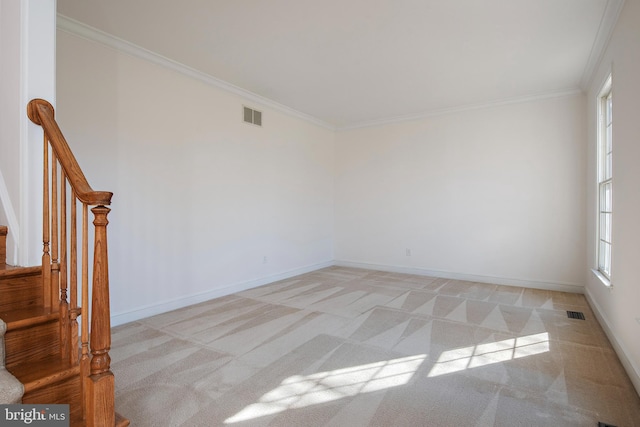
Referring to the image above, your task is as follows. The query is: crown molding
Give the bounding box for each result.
[337,88,583,131]
[580,0,625,90]
[58,12,599,134]
[56,14,336,131]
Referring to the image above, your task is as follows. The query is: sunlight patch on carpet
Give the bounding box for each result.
[428,332,550,377]
[224,354,427,423]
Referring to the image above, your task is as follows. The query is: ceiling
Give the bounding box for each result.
[57,0,620,129]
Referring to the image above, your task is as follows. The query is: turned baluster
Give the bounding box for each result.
[85,206,115,427]
[80,203,90,418]
[50,155,60,314]
[69,193,79,365]
[59,175,70,361]
[42,135,52,308]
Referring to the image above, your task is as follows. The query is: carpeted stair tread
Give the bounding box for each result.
[0,367,24,404]
[0,318,24,404]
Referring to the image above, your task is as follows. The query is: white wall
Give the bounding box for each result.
[0,1,23,247]
[0,0,55,266]
[585,0,640,394]
[335,94,586,292]
[56,31,335,325]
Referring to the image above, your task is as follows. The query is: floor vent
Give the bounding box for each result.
[598,422,617,427]
[567,311,585,320]
[243,106,262,126]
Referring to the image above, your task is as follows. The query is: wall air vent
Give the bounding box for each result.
[243,106,262,126]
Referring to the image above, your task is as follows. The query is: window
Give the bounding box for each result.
[597,75,612,282]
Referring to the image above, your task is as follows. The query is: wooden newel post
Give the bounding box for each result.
[85,205,115,427]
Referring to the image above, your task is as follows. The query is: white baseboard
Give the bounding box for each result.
[112,259,585,327]
[111,257,585,323]
[110,260,334,327]
[334,260,584,294]
[584,288,640,397]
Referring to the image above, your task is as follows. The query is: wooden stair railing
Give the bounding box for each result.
[27,98,118,427]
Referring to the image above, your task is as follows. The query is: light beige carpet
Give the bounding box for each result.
[111,267,640,426]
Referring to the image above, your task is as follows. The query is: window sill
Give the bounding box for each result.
[591,269,612,288]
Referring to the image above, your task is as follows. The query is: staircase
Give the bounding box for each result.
[0,100,128,426]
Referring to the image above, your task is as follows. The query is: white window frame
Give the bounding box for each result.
[596,74,613,285]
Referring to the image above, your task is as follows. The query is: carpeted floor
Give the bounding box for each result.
[111,267,640,426]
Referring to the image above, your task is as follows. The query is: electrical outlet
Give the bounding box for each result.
[406,249,411,257]
[636,317,640,325]
[263,256,268,264]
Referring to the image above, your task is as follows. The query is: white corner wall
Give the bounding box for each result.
[585,0,640,395]
[335,94,587,292]
[56,31,335,325]
[0,0,55,267]
[0,1,22,258]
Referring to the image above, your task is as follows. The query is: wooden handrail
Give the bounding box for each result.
[28,98,118,426]
[27,99,112,206]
